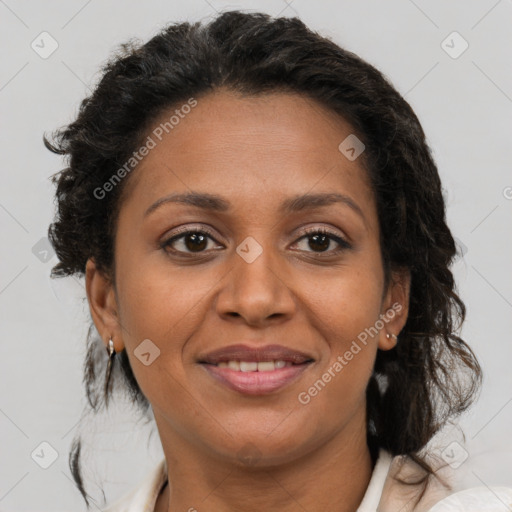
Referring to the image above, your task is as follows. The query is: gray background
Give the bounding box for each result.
[1,0,511,510]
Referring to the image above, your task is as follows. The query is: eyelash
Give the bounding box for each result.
[160,225,351,257]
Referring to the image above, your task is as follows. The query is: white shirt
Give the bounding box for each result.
[101,449,511,511]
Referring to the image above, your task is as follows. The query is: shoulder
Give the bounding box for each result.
[377,452,512,512]
[376,451,454,512]
[427,486,512,511]
[102,458,167,512]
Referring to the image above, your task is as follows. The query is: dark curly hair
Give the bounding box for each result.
[44,10,482,509]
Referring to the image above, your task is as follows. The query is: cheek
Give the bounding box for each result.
[307,259,385,346]
[297,272,381,422]
[301,254,384,389]
[116,257,220,346]
[113,259,219,410]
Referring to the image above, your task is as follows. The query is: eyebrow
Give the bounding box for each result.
[144,191,366,223]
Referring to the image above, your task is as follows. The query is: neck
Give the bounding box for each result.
[154,422,374,512]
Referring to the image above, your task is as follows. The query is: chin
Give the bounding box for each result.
[203,425,322,468]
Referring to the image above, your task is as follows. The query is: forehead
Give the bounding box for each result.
[119,89,376,220]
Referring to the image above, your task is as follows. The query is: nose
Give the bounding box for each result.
[215,241,296,327]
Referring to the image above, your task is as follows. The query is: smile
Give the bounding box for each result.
[215,360,293,371]
[200,359,313,395]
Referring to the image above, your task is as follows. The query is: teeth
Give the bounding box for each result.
[240,361,258,372]
[216,360,292,371]
[257,361,275,372]
[228,360,240,371]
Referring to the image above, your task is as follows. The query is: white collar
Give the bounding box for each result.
[356,449,394,511]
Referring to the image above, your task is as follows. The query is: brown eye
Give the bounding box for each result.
[181,232,208,252]
[162,229,221,255]
[307,233,330,252]
[293,228,351,255]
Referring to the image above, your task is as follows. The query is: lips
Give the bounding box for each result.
[198,344,314,395]
[198,344,314,365]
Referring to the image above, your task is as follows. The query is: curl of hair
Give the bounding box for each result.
[44,10,482,508]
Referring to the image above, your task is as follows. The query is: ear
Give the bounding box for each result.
[377,268,410,351]
[85,258,125,353]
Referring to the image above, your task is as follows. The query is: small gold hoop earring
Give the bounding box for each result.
[386,333,398,341]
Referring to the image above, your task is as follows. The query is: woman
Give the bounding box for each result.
[44,10,492,512]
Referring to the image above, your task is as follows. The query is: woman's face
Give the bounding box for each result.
[87,89,409,466]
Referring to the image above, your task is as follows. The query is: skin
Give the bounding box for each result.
[86,89,410,512]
